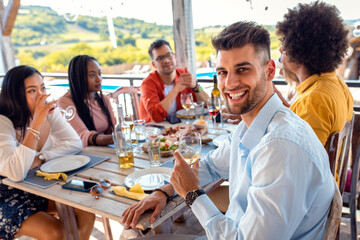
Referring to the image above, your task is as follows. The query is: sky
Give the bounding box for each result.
[20,0,360,28]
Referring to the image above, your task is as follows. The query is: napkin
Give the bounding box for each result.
[36,170,67,181]
[112,183,149,201]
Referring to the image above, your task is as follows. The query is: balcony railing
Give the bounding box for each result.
[1,72,359,111]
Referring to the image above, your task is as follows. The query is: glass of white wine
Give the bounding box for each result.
[46,95,76,121]
[180,92,194,125]
[179,132,202,165]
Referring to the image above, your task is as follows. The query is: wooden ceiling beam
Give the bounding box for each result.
[2,0,20,36]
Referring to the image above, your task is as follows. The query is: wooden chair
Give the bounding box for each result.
[107,86,140,119]
[321,184,342,240]
[327,119,353,195]
[325,117,354,239]
[342,112,360,240]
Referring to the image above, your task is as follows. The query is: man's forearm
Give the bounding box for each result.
[160,183,175,197]
[159,88,179,112]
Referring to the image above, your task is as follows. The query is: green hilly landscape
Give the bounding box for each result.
[13,5,358,73]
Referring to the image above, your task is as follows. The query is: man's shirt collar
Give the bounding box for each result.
[238,94,283,151]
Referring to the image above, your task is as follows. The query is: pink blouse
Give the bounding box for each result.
[58,91,116,147]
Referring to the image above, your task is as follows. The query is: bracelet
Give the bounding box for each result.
[192,82,203,93]
[153,188,170,199]
[191,82,199,92]
[92,133,99,146]
[26,127,40,140]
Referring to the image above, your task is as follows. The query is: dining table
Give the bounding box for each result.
[2,120,235,240]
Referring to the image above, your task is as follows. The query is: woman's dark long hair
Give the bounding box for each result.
[0,65,42,138]
[68,55,113,132]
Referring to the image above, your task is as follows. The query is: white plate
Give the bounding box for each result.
[125,167,173,191]
[212,134,229,147]
[40,155,91,173]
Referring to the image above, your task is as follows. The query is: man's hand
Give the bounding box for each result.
[121,190,168,229]
[178,67,197,89]
[170,150,200,199]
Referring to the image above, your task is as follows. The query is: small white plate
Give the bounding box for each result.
[40,155,91,173]
[212,134,229,147]
[125,167,173,191]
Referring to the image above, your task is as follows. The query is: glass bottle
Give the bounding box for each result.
[113,104,134,168]
[211,74,221,122]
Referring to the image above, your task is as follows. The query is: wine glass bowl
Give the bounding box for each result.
[62,106,76,121]
[206,97,221,129]
[180,92,194,125]
[179,132,202,165]
[46,95,76,122]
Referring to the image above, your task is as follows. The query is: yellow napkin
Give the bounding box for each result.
[112,183,149,201]
[36,170,67,181]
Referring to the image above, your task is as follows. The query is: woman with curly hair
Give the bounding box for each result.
[58,55,116,147]
[0,65,95,240]
[276,1,353,148]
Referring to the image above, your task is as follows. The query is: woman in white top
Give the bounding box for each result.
[0,66,95,240]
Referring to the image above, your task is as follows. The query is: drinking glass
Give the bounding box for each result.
[180,92,194,125]
[134,119,146,143]
[193,101,205,120]
[147,135,161,167]
[124,114,136,144]
[179,132,202,165]
[206,97,221,129]
[112,131,134,169]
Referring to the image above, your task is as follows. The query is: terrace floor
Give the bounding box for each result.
[16,206,359,239]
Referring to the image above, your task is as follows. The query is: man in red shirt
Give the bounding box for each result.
[139,39,209,122]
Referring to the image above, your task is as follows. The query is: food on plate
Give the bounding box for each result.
[193,119,208,129]
[193,119,207,126]
[142,124,212,157]
[160,138,178,151]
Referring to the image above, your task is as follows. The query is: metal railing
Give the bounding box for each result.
[37,72,360,87]
[0,72,359,111]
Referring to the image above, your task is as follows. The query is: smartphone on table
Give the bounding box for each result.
[62,179,97,192]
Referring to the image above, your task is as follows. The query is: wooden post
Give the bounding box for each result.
[171,0,197,75]
[0,0,19,72]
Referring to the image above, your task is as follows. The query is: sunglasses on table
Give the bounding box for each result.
[90,179,112,199]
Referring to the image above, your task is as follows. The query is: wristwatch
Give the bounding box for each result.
[185,189,206,208]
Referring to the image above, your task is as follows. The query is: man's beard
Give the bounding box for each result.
[225,73,267,115]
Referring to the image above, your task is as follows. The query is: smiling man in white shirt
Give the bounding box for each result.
[122,21,336,240]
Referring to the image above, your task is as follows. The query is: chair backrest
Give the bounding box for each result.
[321,184,342,240]
[327,117,353,195]
[107,86,140,120]
[345,112,360,197]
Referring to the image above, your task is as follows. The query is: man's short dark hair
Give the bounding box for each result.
[276,1,348,74]
[148,39,172,60]
[211,21,271,62]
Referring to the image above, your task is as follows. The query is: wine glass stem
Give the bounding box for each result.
[213,116,216,128]
[187,109,189,124]
[220,110,223,125]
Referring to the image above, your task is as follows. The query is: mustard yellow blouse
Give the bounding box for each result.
[290,72,353,148]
